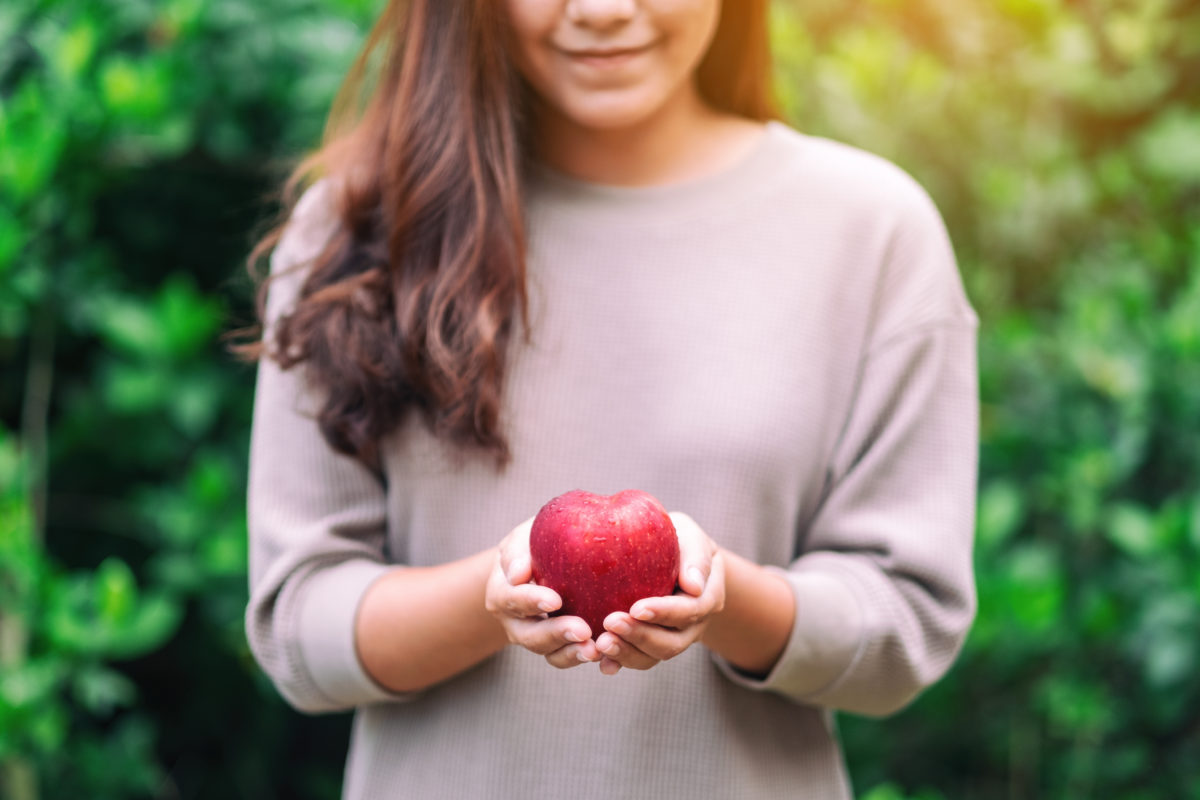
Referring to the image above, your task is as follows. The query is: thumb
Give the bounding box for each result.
[501,518,535,584]
[506,554,532,585]
[669,511,711,597]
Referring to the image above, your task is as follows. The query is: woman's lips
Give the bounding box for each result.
[564,43,655,69]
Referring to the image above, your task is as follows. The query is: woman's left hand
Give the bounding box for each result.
[594,511,726,675]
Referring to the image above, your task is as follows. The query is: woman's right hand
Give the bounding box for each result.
[484,518,602,669]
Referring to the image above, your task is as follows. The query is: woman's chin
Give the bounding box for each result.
[555,93,672,133]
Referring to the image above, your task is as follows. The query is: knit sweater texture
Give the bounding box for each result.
[245,119,980,799]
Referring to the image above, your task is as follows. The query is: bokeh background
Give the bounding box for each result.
[2,0,1199,797]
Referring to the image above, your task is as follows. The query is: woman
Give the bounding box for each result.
[238,0,980,798]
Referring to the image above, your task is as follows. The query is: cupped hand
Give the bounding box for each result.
[484,517,602,669]
[594,511,726,675]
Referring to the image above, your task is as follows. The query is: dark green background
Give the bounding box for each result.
[2,1,1198,797]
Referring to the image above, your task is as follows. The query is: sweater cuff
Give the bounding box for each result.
[713,566,864,700]
[297,560,417,707]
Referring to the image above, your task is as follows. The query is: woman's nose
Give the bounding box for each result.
[565,0,637,29]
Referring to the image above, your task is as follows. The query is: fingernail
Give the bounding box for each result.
[577,649,592,662]
[538,599,556,613]
[688,565,706,590]
[631,606,654,622]
[563,629,582,643]
[609,619,631,636]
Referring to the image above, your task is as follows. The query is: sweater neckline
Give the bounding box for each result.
[524,119,795,224]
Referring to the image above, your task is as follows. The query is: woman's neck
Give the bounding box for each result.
[529,85,760,188]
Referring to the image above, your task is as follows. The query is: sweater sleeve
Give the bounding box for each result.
[244,182,412,713]
[715,179,979,717]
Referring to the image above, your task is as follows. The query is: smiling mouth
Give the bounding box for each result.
[568,44,652,57]
[562,42,656,67]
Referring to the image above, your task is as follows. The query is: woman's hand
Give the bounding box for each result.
[484,517,602,669]
[594,512,726,675]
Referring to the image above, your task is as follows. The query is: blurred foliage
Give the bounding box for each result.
[1,0,1198,798]
[0,1,374,797]
[768,1,1200,798]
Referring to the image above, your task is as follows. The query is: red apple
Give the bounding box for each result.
[529,489,680,639]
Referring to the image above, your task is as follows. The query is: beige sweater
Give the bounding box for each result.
[246,120,979,799]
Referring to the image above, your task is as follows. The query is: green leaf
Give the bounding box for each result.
[71,665,137,716]
[199,523,247,577]
[100,359,172,414]
[95,558,137,623]
[0,208,24,274]
[157,273,223,357]
[91,292,163,358]
[87,277,222,362]
[1037,675,1115,736]
[0,658,68,712]
[0,81,68,201]
[1001,544,1065,634]
[861,784,909,800]
[1165,268,1200,356]
[1136,109,1200,183]
[1133,593,1199,689]
[116,592,183,657]
[100,56,168,120]
[50,19,98,82]
[1106,504,1157,558]
[46,563,183,659]
[977,480,1024,549]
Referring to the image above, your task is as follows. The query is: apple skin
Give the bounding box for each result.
[530,489,680,639]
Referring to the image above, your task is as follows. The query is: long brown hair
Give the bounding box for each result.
[229,0,778,472]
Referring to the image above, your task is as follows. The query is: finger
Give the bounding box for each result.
[506,616,593,656]
[630,551,725,627]
[545,640,601,669]
[499,518,535,583]
[598,657,622,676]
[668,512,712,597]
[603,613,693,663]
[595,628,661,670]
[488,580,562,618]
[506,554,532,585]
[628,595,705,629]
